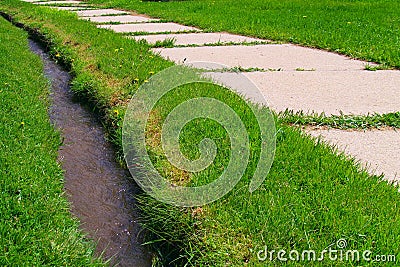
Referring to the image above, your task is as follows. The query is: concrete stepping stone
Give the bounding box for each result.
[307,128,400,182]
[206,70,400,115]
[97,23,200,34]
[74,9,130,17]
[34,0,83,4]
[48,6,92,10]
[153,44,373,71]
[129,32,264,46]
[81,15,158,24]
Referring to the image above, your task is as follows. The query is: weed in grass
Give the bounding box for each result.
[364,63,393,71]
[202,40,276,46]
[122,29,200,36]
[198,66,282,73]
[97,21,123,25]
[162,40,275,48]
[95,19,171,25]
[228,66,269,73]
[295,67,316,71]
[278,110,400,129]
[151,37,176,48]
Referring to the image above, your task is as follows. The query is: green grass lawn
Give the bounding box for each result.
[0,16,103,265]
[1,0,399,266]
[89,0,400,69]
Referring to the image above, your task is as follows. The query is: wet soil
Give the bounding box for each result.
[29,39,151,267]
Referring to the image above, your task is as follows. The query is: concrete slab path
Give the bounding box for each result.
[97,22,200,33]
[307,129,400,182]
[81,15,158,24]
[207,70,400,115]
[130,32,264,46]
[153,44,372,71]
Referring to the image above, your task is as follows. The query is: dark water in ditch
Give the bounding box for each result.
[29,39,151,267]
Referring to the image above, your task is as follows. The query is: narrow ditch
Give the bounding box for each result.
[29,39,151,267]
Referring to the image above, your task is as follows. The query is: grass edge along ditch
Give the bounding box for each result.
[0,15,104,266]
[1,1,400,266]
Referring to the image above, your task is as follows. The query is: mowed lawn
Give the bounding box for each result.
[0,0,399,266]
[0,16,103,265]
[90,0,400,68]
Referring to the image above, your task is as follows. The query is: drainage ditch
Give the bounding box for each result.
[29,39,151,267]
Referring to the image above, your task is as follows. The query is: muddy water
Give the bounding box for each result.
[29,40,151,267]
